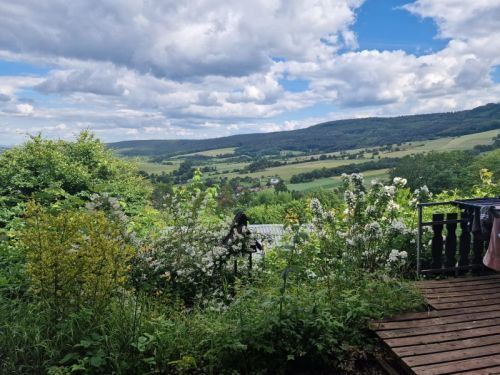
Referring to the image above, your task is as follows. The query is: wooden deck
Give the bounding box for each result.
[372,274,500,375]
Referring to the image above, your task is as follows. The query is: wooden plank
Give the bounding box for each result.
[373,309,500,330]
[377,317,500,339]
[416,274,500,287]
[420,284,500,296]
[416,277,500,291]
[456,365,500,375]
[384,325,500,348]
[431,297,500,310]
[375,304,500,323]
[423,285,500,298]
[418,278,500,291]
[374,275,500,375]
[394,335,500,357]
[413,353,500,375]
[404,342,500,367]
[426,291,500,304]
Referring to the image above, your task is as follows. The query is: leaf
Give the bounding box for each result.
[90,355,105,368]
[60,352,79,364]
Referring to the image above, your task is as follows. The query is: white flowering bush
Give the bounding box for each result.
[131,171,256,305]
[283,174,429,282]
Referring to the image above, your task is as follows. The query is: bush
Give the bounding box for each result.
[20,202,134,317]
[131,171,259,305]
[0,131,151,231]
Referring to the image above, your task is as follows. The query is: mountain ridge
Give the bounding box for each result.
[109,103,500,157]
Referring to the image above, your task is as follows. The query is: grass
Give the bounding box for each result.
[289,169,390,192]
[219,159,367,181]
[135,159,181,174]
[132,129,499,187]
[174,147,236,158]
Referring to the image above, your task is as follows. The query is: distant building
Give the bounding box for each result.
[269,177,280,185]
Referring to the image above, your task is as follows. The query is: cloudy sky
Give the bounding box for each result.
[0,0,500,145]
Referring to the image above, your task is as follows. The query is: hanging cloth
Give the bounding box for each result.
[482,207,500,271]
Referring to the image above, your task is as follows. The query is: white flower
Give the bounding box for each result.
[387,201,400,212]
[383,185,396,196]
[393,177,407,188]
[364,222,382,240]
[389,220,406,234]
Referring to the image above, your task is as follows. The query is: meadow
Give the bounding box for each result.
[134,129,500,191]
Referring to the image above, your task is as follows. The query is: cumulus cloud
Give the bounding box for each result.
[0,0,499,144]
[36,67,126,96]
[0,0,362,79]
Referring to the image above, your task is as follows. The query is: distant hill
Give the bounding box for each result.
[109,103,500,157]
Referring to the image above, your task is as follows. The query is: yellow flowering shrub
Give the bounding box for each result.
[20,203,134,315]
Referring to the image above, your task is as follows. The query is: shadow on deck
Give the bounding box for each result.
[372,274,500,375]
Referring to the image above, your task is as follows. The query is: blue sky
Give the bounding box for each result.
[0,0,499,144]
[355,0,448,55]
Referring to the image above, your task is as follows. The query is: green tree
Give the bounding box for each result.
[274,179,288,193]
[0,131,151,229]
[390,151,473,193]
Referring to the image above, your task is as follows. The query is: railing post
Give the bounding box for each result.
[445,213,458,275]
[431,214,445,272]
[458,210,471,274]
[417,204,422,277]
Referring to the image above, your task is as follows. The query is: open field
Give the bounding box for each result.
[174,147,236,158]
[217,158,367,181]
[289,129,500,162]
[132,129,499,188]
[288,169,390,192]
[135,158,181,174]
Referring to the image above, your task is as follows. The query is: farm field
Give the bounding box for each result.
[173,147,236,158]
[217,158,368,181]
[131,129,499,188]
[290,129,500,162]
[288,169,390,192]
[134,158,181,174]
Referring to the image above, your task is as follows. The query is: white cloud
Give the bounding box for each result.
[0,0,362,79]
[0,0,499,144]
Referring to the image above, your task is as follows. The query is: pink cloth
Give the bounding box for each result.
[483,216,500,271]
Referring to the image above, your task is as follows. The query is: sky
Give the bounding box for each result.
[0,0,500,145]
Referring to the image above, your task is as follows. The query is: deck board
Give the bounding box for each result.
[373,275,500,374]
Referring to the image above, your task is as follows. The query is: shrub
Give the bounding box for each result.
[0,131,151,231]
[131,171,258,305]
[20,203,134,317]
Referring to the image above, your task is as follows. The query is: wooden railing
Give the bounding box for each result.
[417,201,492,276]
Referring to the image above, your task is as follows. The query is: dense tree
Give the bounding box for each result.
[390,151,474,193]
[0,131,151,229]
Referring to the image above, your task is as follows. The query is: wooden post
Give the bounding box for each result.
[431,214,445,271]
[472,232,484,274]
[458,210,471,274]
[445,213,457,272]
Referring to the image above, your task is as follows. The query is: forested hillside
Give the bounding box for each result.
[110,103,500,157]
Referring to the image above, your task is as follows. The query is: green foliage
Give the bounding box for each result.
[472,149,500,182]
[391,151,474,193]
[391,149,500,194]
[8,131,487,374]
[241,190,310,224]
[131,171,258,305]
[20,203,134,317]
[0,131,151,231]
